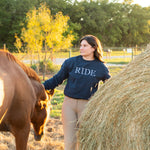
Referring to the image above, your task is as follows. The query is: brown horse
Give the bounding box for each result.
[0,50,54,150]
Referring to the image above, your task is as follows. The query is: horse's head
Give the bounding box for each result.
[30,80,54,141]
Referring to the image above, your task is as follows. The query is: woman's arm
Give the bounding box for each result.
[43,60,69,90]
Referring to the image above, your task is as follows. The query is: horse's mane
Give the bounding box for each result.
[0,50,41,83]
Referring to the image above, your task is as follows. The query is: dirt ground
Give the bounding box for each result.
[0,118,64,150]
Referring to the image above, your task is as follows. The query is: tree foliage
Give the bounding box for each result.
[20,3,74,56]
[0,0,150,51]
[14,34,22,52]
[0,0,43,50]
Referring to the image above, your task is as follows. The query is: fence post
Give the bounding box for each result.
[123,49,126,59]
[4,44,6,50]
[69,49,71,58]
[132,48,134,60]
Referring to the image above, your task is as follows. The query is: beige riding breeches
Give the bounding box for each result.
[62,96,88,150]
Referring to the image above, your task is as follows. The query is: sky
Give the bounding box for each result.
[113,0,150,7]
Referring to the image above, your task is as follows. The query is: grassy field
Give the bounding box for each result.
[45,49,141,58]
[13,49,142,62]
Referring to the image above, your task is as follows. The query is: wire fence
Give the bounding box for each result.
[1,45,147,66]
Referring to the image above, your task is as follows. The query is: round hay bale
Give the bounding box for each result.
[78,49,150,150]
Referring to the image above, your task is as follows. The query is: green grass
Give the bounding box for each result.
[105,57,131,64]
[50,89,64,118]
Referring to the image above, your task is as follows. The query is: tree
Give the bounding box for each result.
[0,0,48,51]
[120,3,150,46]
[45,0,81,45]
[1,0,150,49]
[14,34,22,53]
[19,3,74,79]
[21,3,74,52]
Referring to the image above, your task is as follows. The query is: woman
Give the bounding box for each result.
[43,35,111,150]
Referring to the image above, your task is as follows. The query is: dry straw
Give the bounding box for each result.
[78,48,150,150]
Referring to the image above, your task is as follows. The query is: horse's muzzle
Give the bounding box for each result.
[34,132,43,141]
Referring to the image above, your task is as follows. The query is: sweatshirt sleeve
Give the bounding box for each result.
[43,60,69,90]
[102,64,111,82]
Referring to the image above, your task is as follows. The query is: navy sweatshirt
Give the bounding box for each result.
[43,55,111,100]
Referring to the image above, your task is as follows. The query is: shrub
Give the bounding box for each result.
[31,64,38,72]
[35,60,60,73]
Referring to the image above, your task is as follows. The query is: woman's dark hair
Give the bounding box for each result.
[80,35,104,62]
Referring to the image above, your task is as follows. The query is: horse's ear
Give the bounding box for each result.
[46,89,54,97]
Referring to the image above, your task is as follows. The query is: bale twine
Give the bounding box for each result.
[78,49,150,150]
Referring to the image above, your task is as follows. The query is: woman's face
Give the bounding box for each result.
[80,40,95,60]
